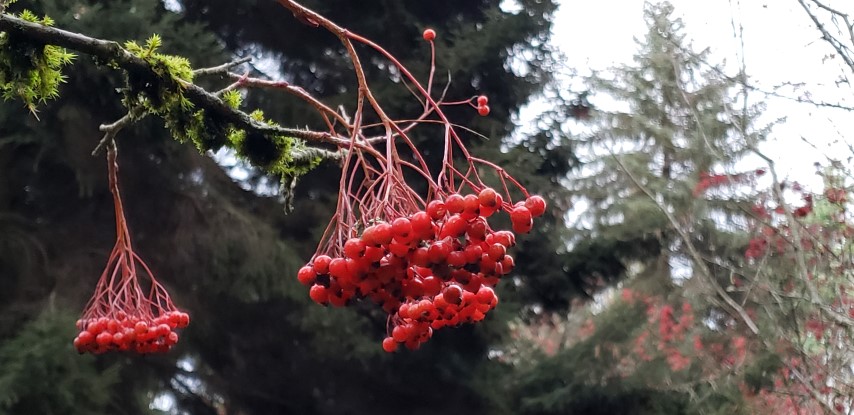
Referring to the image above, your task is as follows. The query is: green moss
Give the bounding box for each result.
[0,9,75,113]
[221,89,242,108]
[122,34,193,118]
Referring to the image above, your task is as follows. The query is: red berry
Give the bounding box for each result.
[477,95,488,106]
[391,217,412,239]
[423,28,436,41]
[476,286,496,304]
[364,246,385,263]
[77,331,95,346]
[363,222,393,246]
[500,255,515,274]
[382,337,398,352]
[467,218,488,240]
[493,231,516,247]
[440,215,468,238]
[478,187,498,207]
[480,255,498,274]
[313,255,332,274]
[156,324,171,337]
[510,206,532,225]
[179,312,191,328]
[411,247,430,267]
[487,243,506,261]
[389,241,411,257]
[422,276,442,296]
[107,319,120,333]
[297,266,317,286]
[462,194,480,216]
[447,250,467,268]
[428,241,451,263]
[405,277,426,298]
[96,332,113,347]
[443,284,463,305]
[427,200,447,220]
[525,195,547,217]
[392,325,409,342]
[512,220,533,234]
[344,238,367,259]
[445,193,465,214]
[309,285,329,304]
[463,244,483,263]
[343,258,364,281]
[410,211,432,233]
[478,105,490,116]
[329,258,349,279]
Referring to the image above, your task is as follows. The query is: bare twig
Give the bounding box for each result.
[193,57,252,76]
[91,112,140,156]
[226,72,350,128]
[798,0,854,73]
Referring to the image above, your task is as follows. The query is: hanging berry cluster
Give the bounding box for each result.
[277,3,548,352]
[74,146,188,354]
[300,189,546,351]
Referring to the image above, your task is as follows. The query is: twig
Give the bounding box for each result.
[225,72,350,127]
[798,0,854,73]
[193,57,251,76]
[91,112,139,156]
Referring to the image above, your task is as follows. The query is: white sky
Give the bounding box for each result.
[544,0,854,190]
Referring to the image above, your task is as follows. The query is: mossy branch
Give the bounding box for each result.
[0,12,339,155]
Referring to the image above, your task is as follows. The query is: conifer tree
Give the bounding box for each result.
[568,1,762,294]
[503,3,771,413]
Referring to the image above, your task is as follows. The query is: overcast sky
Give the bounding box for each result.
[544,0,854,189]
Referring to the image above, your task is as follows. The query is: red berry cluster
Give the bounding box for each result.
[75,147,189,355]
[73,311,190,354]
[298,188,546,351]
[382,284,498,352]
[476,95,490,117]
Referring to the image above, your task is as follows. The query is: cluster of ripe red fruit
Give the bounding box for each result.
[73,311,190,354]
[297,188,545,351]
[476,95,490,117]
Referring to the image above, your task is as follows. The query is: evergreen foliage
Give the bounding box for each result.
[568,2,763,291]
[502,3,772,413]
[0,310,121,415]
[0,0,568,414]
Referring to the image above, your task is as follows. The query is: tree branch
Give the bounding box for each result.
[748,144,854,329]
[0,13,337,147]
[798,0,854,73]
[610,152,762,335]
